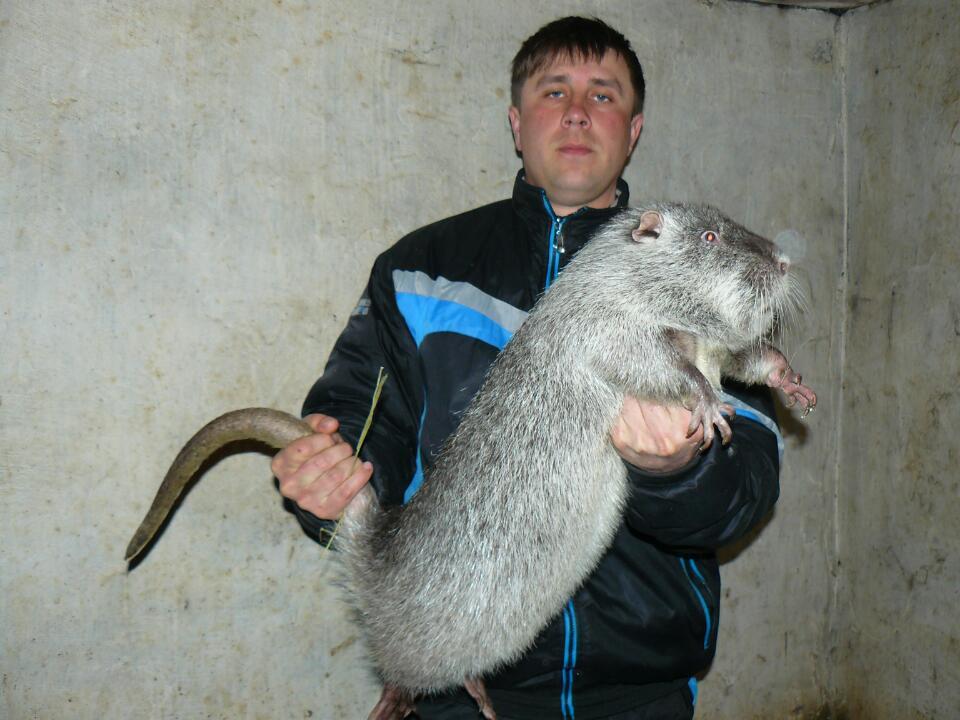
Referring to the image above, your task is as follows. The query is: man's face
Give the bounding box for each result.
[508,51,643,216]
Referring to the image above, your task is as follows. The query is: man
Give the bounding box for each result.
[273,16,781,720]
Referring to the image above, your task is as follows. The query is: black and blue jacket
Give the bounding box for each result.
[296,171,782,719]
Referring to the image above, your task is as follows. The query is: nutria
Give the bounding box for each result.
[126,203,816,715]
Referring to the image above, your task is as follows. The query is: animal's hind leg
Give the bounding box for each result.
[366,684,415,720]
[592,334,732,448]
[681,366,734,448]
[463,677,497,719]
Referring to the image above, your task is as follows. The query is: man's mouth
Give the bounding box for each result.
[557,144,592,156]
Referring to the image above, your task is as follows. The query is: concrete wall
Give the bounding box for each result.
[631,5,845,717]
[3,0,922,717]
[837,0,960,717]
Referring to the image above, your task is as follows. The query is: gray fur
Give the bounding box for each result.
[127,202,810,698]
[338,202,802,693]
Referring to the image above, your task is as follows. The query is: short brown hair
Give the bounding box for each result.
[511,16,646,116]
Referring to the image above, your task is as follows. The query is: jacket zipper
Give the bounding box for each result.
[541,191,583,289]
[548,218,567,287]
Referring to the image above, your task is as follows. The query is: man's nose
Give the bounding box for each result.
[562,100,590,128]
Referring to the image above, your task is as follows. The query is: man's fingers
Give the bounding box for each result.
[279,440,355,498]
[270,430,339,479]
[612,398,705,472]
[636,401,692,430]
[300,440,357,479]
[270,412,374,519]
[304,413,339,434]
[624,400,698,448]
[300,456,374,518]
[686,423,705,448]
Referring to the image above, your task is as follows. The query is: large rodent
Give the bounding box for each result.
[126,202,815,698]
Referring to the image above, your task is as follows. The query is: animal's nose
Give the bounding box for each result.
[770,247,791,275]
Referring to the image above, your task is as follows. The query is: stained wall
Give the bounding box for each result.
[836,0,960,716]
[2,0,915,717]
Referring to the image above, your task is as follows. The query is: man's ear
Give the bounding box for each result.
[508,106,522,153]
[628,113,644,155]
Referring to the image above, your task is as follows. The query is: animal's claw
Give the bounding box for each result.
[690,399,735,450]
[764,353,817,418]
[367,685,415,720]
[464,677,497,719]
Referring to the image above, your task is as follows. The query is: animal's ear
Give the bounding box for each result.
[631,211,663,242]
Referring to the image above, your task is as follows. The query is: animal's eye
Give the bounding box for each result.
[701,230,719,244]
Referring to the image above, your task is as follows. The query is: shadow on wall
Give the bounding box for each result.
[717,390,813,565]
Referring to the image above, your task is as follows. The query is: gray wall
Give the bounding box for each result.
[838,0,960,716]
[0,0,952,718]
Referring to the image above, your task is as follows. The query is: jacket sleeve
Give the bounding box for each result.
[622,383,782,551]
[290,251,425,540]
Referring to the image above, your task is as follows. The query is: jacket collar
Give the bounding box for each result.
[510,169,630,258]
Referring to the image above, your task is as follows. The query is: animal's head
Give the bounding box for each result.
[625,203,801,343]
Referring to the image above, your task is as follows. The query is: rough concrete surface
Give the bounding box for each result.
[837,0,960,717]
[0,0,951,718]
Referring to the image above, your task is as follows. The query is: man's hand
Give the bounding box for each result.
[272,413,374,519]
[610,397,705,473]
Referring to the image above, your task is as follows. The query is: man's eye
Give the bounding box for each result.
[595,93,612,103]
[546,90,564,98]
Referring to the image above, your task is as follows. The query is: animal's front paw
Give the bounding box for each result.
[760,346,817,418]
[766,367,818,418]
